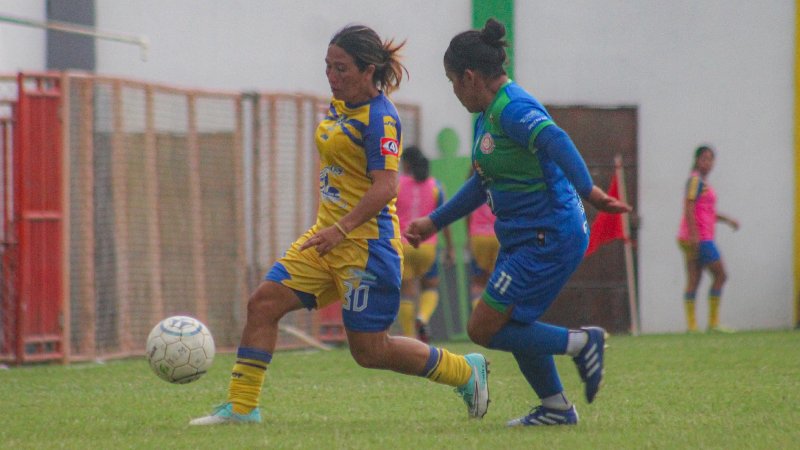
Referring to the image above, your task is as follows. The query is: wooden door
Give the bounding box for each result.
[541,106,638,334]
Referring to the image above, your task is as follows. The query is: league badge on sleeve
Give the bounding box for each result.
[380,137,400,157]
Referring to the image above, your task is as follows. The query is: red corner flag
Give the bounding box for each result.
[585,172,625,256]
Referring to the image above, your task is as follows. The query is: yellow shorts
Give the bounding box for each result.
[401,242,437,280]
[470,234,500,274]
[265,228,404,332]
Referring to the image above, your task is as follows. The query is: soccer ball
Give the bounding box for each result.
[146,315,215,384]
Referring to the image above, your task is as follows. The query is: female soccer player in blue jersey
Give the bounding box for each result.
[405,19,631,427]
[191,24,488,426]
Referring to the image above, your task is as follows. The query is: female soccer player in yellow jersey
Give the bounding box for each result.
[190,24,488,425]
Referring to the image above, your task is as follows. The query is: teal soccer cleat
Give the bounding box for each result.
[455,353,490,419]
[189,402,262,425]
[506,405,579,427]
[572,326,607,403]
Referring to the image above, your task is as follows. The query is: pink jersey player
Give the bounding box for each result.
[468,203,496,237]
[397,174,445,245]
[677,170,716,241]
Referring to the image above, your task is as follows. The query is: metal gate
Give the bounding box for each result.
[7,73,65,363]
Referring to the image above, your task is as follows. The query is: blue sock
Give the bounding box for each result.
[488,321,569,355]
[513,352,564,399]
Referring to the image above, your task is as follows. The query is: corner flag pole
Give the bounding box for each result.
[615,155,640,335]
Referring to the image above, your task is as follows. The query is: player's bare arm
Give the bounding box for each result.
[587,185,632,214]
[301,169,397,256]
[717,213,739,231]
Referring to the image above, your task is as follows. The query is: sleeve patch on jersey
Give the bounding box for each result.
[380,137,400,157]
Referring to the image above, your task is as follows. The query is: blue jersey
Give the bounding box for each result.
[472,80,588,250]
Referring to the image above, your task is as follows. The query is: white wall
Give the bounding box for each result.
[0,1,46,72]
[516,0,796,332]
[91,0,471,158]
[1,0,795,332]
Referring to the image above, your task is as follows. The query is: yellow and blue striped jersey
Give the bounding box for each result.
[314,93,402,239]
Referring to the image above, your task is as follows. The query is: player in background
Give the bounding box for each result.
[191,24,488,425]
[395,146,454,343]
[405,19,631,427]
[467,189,499,311]
[677,145,739,332]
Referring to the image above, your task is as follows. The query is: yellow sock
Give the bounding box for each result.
[417,289,439,324]
[423,348,472,386]
[398,299,415,337]
[709,294,721,329]
[227,357,268,414]
[684,299,697,331]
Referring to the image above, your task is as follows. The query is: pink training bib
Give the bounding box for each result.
[397,174,442,244]
[678,170,717,241]
[469,202,496,237]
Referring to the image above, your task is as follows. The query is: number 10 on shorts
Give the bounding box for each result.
[343,281,369,312]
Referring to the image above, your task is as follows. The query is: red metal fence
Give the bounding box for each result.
[2,74,65,363]
[0,72,422,364]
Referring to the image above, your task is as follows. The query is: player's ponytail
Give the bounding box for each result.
[330,24,408,95]
[377,38,408,95]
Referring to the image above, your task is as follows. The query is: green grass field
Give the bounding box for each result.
[2,330,798,449]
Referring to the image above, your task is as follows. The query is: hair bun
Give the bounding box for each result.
[480,18,506,46]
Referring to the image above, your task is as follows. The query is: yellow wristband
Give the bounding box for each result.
[333,222,348,237]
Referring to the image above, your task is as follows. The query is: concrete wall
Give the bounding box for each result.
[515,1,794,332]
[0,1,46,72]
[1,0,795,332]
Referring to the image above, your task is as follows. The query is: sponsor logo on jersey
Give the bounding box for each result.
[521,112,548,131]
[380,137,400,156]
[480,132,495,154]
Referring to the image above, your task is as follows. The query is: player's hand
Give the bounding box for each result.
[403,217,437,248]
[587,185,632,213]
[300,225,345,256]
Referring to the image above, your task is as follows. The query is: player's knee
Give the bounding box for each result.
[466,321,492,347]
[246,283,285,321]
[348,345,384,369]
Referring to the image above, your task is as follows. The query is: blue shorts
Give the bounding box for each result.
[679,240,721,267]
[423,250,441,279]
[482,229,587,324]
[266,228,402,332]
[470,258,483,277]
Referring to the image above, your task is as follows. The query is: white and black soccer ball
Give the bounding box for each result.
[146,315,215,384]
